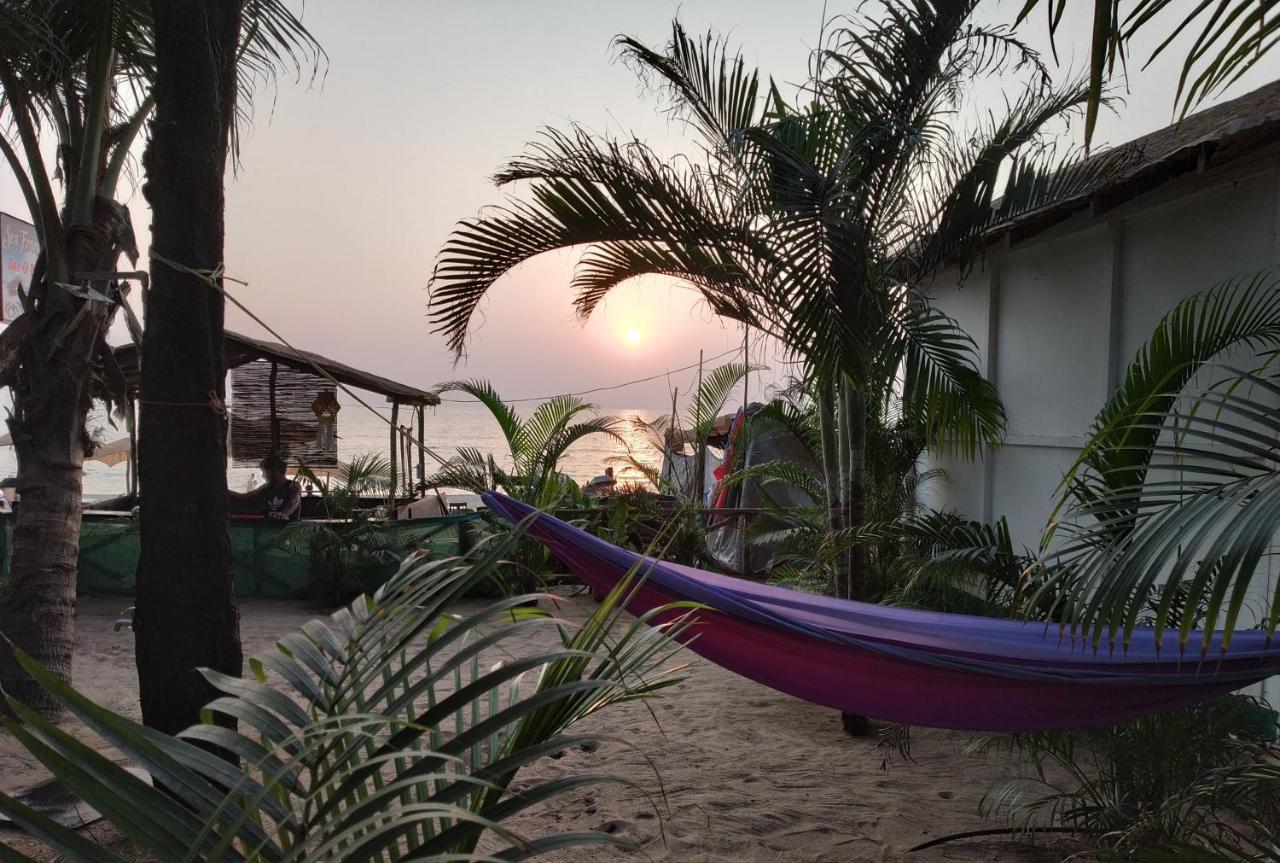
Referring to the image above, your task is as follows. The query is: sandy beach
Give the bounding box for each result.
[0,594,1074,862]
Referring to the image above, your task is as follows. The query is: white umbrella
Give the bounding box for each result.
[88,437,131,468]
[1,432,130,469]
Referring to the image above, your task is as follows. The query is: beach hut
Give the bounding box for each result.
[114,329,441,507]
[5,333,465,600]
[923,79,1280,706]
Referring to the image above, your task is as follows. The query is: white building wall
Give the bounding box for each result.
[925,155,1280,707]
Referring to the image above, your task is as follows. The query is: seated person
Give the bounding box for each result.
[230,455,302,520]
[585,466,618,497]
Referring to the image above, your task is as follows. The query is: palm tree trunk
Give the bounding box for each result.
[0,227,129,717]
[837,379,852,599]
[839,378,868,602]
[816,378,844,590]
[0,368,87,718]
[837,378,871,736]
[134,0,244,737]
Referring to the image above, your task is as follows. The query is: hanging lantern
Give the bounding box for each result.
[312,391,340,457]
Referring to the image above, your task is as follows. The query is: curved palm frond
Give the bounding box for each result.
[571,240,763,328]
[430,127,754,356]
[889,301,1006,457]
[229,0,326,161]
[615,21,766,150]
[864,508,1027,611]
[1040,364,1280,654]
[1015,0,1280,145]
[688,361,760,440]
[1031,275,1280,652]
[540,417,626,476]
[425,447,497,495]
[1054,272,1280,528]
[0,530,692,862]
[517,394,599,465]
[437,379,523,453]
[431,382,620,507]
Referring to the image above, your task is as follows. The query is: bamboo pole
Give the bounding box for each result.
[268,360,280,455]
[388,400,399,512]
[692,350,705,506]
[128,398,138,496]
[399,423,410,498]
[416,405,426,493]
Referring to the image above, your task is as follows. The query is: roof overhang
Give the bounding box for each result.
[114,330,440,406]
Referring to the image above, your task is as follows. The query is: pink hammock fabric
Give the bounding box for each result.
[484,492,1280,732]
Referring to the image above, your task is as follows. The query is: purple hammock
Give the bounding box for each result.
[483,493,1280,732]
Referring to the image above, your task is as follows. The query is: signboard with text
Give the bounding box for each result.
[1,211,39,322]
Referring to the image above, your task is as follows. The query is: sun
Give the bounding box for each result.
[623,327,643,346]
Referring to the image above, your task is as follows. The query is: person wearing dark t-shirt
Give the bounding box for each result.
[230,455,302,520]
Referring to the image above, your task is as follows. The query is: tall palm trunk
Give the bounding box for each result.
[0,220,131,717]
[816,378,843,581]
[134,0,244,736]
[839,378,867,601]
[837,378,871,736]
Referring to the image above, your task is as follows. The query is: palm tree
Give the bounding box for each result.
[0,0,152,715]
[134,0,322,737]
[428,5,1118,599]
[0,0,320,719]
[1031,272,1280,653]
[1015,0,1280,146]
[425,380,623,509]
[0,530,691,861]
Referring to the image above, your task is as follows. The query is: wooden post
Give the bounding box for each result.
[388,399,399,512]
[692,350,705,506]
[738,512,747,574]
[128,397,139,497]
[268,360,280,455]
[416,405,426,494]
[399,424,410,498]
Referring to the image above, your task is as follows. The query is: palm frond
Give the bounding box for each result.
[1040,364,1280,654]
[615,21,765,149]
[688,361,759,439]
[892,301,1006,457]
[437,379,523,453]
[1016,0,1280,144]
[518,394,599,465]
[0,529,691,861]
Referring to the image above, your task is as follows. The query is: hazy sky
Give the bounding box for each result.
[2,1,1277,411]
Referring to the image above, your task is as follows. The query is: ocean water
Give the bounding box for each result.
[0,398,663,501]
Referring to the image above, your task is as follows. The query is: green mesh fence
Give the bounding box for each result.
[0,513,481,600]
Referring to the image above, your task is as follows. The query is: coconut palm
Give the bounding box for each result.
[428,4,1123,599]
[1016,0,1280,145]
[0,0,321,717]
[0,527,692,861]
[1033,271,1280,652]
[425,380,623,509]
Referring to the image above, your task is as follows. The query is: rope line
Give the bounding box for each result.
[435,345,742,404]
[149,252,456,466]
[148,252,765,473]
[140,391,227,416]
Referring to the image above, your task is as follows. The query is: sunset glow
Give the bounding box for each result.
[623,327,643,346]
